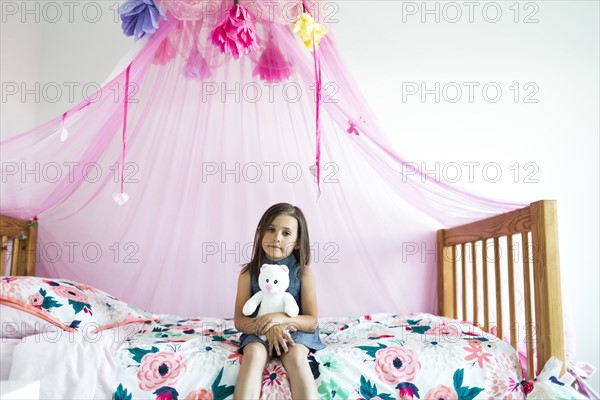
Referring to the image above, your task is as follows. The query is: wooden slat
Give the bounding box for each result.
[507,235,517,349]
[453,246,458,320]
[494,237,503,340]
[10,238,20,276]
[482,240,489,330]
[0,235,6,276]
[530,200,564,374]
[25,221,38,276]
[442,206,532,246]
[461,243,467,320]
[522,231,535,379]
[437,230,455,318]
[472,242,478,326]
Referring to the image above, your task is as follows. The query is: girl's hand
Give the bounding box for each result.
[253,313,286,335]
[265,323,297,356]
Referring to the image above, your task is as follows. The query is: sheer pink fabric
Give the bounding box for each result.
[0,9,528,318]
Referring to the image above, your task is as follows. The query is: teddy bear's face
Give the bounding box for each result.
[258,264,290,294]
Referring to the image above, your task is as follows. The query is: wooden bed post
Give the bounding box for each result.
[24,219,38,276]
[530,200,565,374]
[437,229,455,318]
[0,215,38,277]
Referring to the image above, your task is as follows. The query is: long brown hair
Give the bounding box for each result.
[242,203,311,278]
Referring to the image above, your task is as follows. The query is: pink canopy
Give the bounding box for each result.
[0,1,527,319]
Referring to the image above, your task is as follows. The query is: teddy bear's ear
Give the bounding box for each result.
[260,264,268,272]
[280,265,289,273]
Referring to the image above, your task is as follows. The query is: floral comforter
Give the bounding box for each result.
[112,313,582,399]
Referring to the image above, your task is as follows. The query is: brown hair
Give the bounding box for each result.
[242,203,311,278]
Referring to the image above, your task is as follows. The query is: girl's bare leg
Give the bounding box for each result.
[234,342,269,400]
[280,344,320,399]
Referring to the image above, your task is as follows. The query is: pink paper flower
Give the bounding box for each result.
[424,384,458,400]
[210,3,260,59]
[29,292,43,308]
[374,346,421,384]
[185,388,214,400]
[137,351,187,391]
[153,36,177,65]
[184,47,212,80]
[53,285,89,303]
[253,41,292,82]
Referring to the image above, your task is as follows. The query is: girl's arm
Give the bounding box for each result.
[233,269,263,335]
[256,266,319,335]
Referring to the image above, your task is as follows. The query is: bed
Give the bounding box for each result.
[0,201,586,399]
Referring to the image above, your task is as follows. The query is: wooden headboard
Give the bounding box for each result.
[0,214,38,276]
[437,200,564,378]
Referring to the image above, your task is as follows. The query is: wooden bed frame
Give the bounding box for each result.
[0,214,38,277]
[437,200,564,378]
[0,201,565,379]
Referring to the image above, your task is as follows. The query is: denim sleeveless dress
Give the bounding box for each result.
[238,253,326,354]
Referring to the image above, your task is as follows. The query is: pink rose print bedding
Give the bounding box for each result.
[111,313,584,399]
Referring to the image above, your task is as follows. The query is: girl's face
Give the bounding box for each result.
[261,214,299,261]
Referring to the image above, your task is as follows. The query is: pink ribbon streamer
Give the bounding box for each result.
[121,63,132,194]
[568,363,600,399]
[61,111,67,129]
[304,0,322,197]
[313,43,322,197]
[121,62,133,193]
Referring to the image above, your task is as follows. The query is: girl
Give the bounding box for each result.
[234,203,326,399]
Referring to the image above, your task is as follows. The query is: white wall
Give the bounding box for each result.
[2,0,598,391]
[1,1,131,133]
[1,6,42,135]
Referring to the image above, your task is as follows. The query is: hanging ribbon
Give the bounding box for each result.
[568,362,600,399]
[313,39,322,197]
[303,0,323,198]
[60,111,69,141]
[121,63,131,194]
[113,63,133,206]
[58,100,92,142]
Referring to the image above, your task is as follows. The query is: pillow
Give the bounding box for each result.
[1,305,61,339]
[0,277,153,335]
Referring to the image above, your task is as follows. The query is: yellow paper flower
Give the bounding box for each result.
[293,12,328,52]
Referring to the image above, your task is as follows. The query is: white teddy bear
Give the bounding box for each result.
[242,263,299,341]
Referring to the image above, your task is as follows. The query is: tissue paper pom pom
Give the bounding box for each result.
[293,12,328,51]
[153,36,177,65]
[253,41,292,82]
[184,47,212,80]
[210,4,260,59]
[119,0,167,40]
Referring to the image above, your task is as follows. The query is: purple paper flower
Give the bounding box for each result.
[119,0,167,40]
[210,4,260,59]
